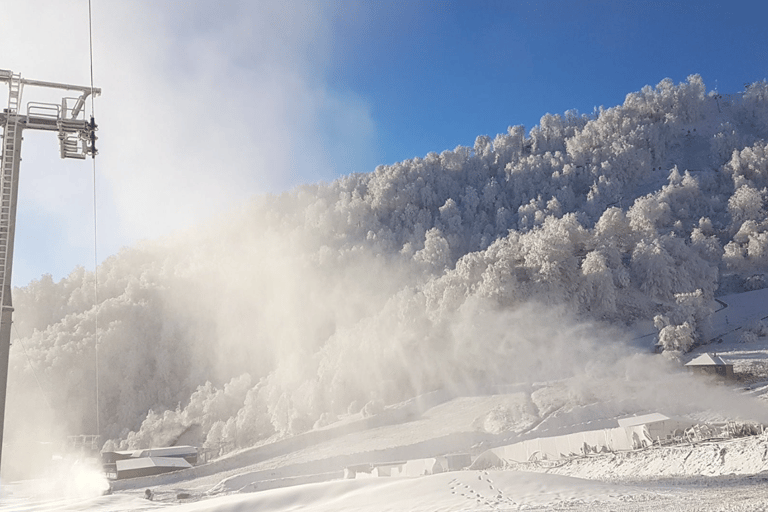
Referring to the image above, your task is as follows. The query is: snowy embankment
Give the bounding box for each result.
[505,433,768,481]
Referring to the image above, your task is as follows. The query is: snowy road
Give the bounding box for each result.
[4,471,768,511]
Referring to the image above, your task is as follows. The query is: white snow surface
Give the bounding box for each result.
[4,461,768,511]
[0,471,666,511]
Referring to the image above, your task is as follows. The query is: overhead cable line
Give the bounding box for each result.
[88,0,101,440]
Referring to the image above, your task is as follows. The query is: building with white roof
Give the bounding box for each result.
[685,353,734,379]
[115,456,192,480]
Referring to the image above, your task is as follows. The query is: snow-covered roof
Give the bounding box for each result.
[617,413,670,427]
[136,445,197,458]
[108,450,135,457]
[685,353,729,367]
[116,456,192,471]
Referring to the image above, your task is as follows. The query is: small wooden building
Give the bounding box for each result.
[685,353,734,379]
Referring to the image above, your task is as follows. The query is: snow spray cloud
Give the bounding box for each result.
[2,335,106,496]
[90,0,376,257]
[287,291,768,428]
[97,196,768,452]
[1,373,65,482]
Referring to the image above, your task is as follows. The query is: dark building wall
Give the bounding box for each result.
[688,365,734,379]
[116,466,182,480]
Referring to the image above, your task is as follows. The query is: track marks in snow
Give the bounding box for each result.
[447,472,518,509]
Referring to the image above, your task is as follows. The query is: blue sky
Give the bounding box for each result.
[1,0,767,287]
[330,1,767,169]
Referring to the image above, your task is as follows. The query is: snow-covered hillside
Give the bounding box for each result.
[5,76,768,488]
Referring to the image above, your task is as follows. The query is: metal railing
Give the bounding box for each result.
[25,102,61,129]
[62,96,87,120]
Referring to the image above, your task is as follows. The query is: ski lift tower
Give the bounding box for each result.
[0,69,100,472]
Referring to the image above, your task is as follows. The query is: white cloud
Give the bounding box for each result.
[1,0,376,284]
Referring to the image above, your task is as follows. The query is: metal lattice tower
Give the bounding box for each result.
[0,71,23,318]
[0,69,100,473]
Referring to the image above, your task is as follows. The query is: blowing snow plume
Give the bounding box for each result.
[5,76,768,468]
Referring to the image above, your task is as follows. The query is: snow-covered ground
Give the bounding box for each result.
[3,288,768,511]
[4,467,768,511]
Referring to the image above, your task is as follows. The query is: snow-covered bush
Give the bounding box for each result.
[657,322,695,353]
[361,399,384,417]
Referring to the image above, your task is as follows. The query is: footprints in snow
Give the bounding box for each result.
[447,471,516,509]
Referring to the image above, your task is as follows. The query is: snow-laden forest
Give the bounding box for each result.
[7,75,768,472]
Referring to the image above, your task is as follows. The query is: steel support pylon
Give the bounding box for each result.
[0,69,99,476]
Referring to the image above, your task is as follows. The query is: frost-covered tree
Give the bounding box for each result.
[657,321,695,353]
[728,184,765,232]
[578,250,617,316]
